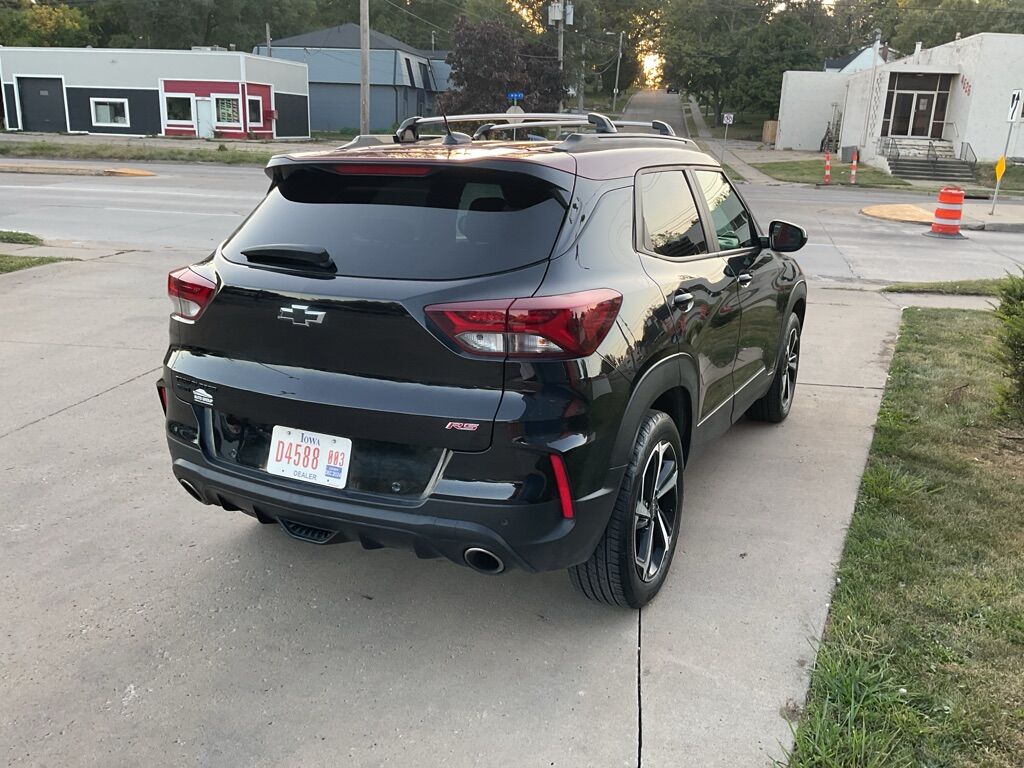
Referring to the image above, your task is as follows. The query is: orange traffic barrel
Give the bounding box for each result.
[925,185,966,239]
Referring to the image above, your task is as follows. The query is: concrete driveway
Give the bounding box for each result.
[0,157,1007,766]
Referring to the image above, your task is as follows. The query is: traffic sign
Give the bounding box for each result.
[995,155,1007,181]
[1008,89,1022,122]
[505,105,525,124]
[723,113,734,125]
[507,91,524,102]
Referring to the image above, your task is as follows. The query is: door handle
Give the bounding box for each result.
[673,291,694,311]
[736,273,753,287]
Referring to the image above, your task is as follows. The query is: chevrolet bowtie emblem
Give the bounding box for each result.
[278,304,326,327]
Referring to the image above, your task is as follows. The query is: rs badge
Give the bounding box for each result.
[445,421,480,432]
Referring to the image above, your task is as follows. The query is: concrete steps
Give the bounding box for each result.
[888,157,976,183]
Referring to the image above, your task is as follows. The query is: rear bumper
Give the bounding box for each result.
[169,438,622,573]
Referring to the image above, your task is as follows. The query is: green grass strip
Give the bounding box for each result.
[786,308,1024,767]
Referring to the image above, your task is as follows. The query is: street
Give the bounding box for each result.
[1,95,1021,768]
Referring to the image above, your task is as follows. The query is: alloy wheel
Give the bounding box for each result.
[633,440,679,583]
[780,326,800,410]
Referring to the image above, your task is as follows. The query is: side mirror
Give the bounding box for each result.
[768,220,807,253]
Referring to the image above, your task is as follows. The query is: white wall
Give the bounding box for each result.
[775,71,846,151]
[243,54,307,95]
[959,35,1024,160]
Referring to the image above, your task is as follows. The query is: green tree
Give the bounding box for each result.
[730,11,821,117]
[0,0,93,46]
[892,0,1024,52]
[661,0,770,125]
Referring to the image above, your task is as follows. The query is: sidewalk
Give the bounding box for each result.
[685,96,786,184]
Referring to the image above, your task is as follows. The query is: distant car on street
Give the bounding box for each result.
[666,84,680,93]
[159,111,807,608]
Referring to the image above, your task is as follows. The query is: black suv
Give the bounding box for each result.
[159,112,807,608]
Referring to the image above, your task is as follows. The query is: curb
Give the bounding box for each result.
[0,163,155,178]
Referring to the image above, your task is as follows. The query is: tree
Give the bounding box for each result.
[730,11,821,117]
[892,0,1024,52]
[440,17,565,113]
[661,0,770,125]
[0,1,93,46]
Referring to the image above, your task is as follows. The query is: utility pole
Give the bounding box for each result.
[359,0,370,135]
[577,39,585,113]
[549,1,573,112]
[431,31,435,52]
[607,31,623,113]
[265,23,272,57]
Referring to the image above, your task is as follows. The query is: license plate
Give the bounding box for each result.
[265,426,352,489]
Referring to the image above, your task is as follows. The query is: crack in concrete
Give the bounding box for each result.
[802,382,885,391]
[637,607,643,768]
[0,365,160,440]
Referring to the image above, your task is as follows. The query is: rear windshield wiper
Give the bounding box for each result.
[240,244,335,273]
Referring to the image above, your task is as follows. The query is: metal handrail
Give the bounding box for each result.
[878,136,900,162]
[959,141,977,170]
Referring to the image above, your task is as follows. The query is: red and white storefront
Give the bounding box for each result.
[160,79,275,139]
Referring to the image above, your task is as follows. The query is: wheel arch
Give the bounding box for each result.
[610,353,698,469]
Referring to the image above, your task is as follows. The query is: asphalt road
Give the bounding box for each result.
[1,160,1020,282]
[621,89,689,137]
[0,109,1016,767]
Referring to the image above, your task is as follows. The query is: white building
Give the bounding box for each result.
[776,33,1024,179]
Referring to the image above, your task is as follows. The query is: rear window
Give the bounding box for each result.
[224,166,569,280]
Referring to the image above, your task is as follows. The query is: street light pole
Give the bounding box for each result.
[608,31,623,113]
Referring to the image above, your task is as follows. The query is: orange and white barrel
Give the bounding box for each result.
[928,186,965,238]
[850,150,858,185]
[824,153,831,185]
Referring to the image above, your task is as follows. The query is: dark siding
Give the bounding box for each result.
[274,92,309,137]
[65,87,161,135]
[3,83,17,130]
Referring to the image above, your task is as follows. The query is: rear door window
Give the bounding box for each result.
[693,170,758,250]
[638,170,708,259]
[223,166,569,280]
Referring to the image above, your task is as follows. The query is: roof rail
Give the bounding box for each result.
[393,111,679,144]
[552,133,698,153]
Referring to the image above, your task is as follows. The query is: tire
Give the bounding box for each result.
[569,410,683,608]
[747,312,802,423]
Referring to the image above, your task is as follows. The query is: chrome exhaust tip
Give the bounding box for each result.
[179,478,205,503]
[463,547,505,575]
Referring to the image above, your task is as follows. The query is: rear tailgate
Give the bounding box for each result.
[167,159,574,496]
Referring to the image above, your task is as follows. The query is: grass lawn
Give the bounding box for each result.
[883,278,1007,297]
[0,141,273,166]
[722,163,746,183]
[698,107,768,141]
[0,229,42,245]
[752,159,910,187]
[0,254,65,274]
[787,308,1024,767]
[975,162,1024,192]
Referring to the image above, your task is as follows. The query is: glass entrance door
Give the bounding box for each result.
[911,93,933,136]
[891,93,914,136]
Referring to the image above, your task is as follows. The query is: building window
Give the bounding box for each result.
[90,98,130,127]
[215,96,241,125]
[247,96,263,127]
[165,95,193,123]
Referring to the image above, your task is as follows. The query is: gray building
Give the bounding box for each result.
[254,23,451,132]
[0,47,309,138]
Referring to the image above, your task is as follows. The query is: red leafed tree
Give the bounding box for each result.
[440,17,565,114]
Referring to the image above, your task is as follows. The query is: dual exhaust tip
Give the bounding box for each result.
[181,478,505,575]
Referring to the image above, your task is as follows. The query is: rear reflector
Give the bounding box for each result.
[425,289,622,359]
[168,266,217,321]
[156,382,167,414]
[550,454,574,519]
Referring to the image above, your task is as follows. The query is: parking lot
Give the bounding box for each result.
[0,164,1018,766]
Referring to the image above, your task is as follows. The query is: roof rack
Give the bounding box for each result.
[390,111,688,144]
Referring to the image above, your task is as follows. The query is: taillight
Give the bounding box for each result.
[425,289,622,359]
[168,266,217,321]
